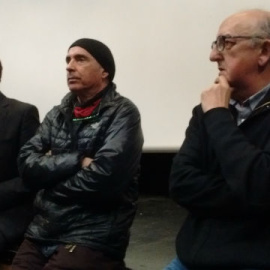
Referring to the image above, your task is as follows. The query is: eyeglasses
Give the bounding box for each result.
[211,35,265,52]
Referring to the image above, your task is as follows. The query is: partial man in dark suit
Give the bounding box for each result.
[0,59,40,266]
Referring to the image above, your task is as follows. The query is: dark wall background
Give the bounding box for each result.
[139,152,177,196]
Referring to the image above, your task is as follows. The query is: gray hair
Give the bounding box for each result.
[257,12,270,37]
[249,11,270,47]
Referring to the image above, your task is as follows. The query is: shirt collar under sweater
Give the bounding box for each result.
[229,83,270,125]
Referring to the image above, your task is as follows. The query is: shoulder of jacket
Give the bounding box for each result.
[5,97,37,112]
[112,95,141,117]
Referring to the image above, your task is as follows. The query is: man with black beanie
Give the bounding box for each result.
[12,38,143,270]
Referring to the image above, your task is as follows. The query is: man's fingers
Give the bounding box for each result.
[214,77,219,84]
[218,75,230,88]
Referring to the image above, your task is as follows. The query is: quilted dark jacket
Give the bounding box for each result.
[18,84,143,259]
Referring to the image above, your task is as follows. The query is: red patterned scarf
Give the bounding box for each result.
[73,98,101,118]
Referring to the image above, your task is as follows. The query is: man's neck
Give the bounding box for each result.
[77,83,109,104]
[232,75,270,104]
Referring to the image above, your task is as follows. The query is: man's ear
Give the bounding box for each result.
[258,40,270,66]
[101,70,109,79]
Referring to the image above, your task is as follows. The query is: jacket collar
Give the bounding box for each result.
[254,88,270,108]
[0,91,8,106]
[250,89,270,117]
[0,92,9,128]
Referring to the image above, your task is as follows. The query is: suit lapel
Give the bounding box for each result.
[0,92,10,134]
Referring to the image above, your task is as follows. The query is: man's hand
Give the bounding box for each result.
[45,150,52,156]
[45,150,93,169]
[201,75,233,113]
[81,157,93,168]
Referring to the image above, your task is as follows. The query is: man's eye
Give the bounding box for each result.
[224,40,235,45]
[77,57,86,62]
[224,40,236,48]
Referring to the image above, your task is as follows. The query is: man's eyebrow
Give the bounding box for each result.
[66,54,89,62]
[65,56,70,63]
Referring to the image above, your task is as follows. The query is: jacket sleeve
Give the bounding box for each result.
[0,177,33,211]
[50,101,143,202]
[170,106,270,217]
[18,109,82,190]
[0,104,39,210]
[18,104,40,148]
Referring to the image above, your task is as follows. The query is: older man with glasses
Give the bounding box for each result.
[164,9,270,270]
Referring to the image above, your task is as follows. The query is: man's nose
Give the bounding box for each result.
[66,59,75,71]
[209,48,223,62]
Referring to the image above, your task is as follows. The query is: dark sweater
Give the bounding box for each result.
[170,92,270,269]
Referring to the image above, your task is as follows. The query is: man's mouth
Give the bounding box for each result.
[68,77,80,83]
[218,67,225,75]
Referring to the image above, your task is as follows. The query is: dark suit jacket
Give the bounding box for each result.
[0,91,39,252]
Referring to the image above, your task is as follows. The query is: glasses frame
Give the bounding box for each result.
[211,35,266,52]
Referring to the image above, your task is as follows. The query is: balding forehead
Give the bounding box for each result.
[225,9,269,21]
[219,11,266,35]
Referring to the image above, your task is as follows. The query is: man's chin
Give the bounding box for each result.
[68,86,83,93]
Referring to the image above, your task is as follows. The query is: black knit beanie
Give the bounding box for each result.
[69,38,115,81]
